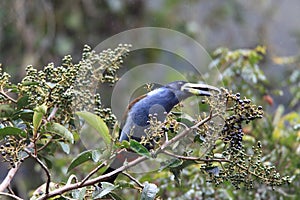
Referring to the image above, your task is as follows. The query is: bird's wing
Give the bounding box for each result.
[119,94,147,138]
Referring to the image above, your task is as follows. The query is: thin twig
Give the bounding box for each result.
[122,172,144,188]
[7,185,15,195]
[24,149,51,195]
[0,89,17,103]
[0,192,23,200]
[80,163,106,186]
[162,150,230,163]
[47,106,58,121]
[37,137,53,152]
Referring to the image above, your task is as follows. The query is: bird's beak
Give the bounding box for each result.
[182,83,220,96]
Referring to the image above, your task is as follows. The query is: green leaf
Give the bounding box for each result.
[33,104,48,132]
[45,122,74,144]
[0,127,26,139]
[34,104,48,115]
[33,112,43,132]
[76,111,111,145]
[67,150,93,173]
[129,140,150,158]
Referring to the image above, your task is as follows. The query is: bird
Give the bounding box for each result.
[101,81,220,184]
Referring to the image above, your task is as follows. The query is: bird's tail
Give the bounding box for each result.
[100,150,139,185]
[101,166,119,184]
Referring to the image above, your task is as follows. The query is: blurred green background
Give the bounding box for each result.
[1,0,299,110]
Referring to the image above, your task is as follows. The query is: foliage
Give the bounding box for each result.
[0,45,298,200]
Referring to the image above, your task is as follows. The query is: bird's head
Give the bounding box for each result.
[165,81,220,101]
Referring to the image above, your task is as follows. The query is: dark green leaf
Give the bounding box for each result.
[11,109,34,121]
[129,140,150,158]
[160,158,183,171]
[106,192,123,200]
[176,115,195,127]
[45,122,74,144]
[194,135,206,143]
[76,111,111,145]
[22,81,39,86]
[0,127,26,139]
[17,95,30,110]
[0,104,14,118]
[67,150,93,173]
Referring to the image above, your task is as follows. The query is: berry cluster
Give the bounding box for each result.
[94,94,117,128]
[89,44,131,85]
[221,91,263,151]
[141,113,179,148]
[13,44,131,125]
[0,136,26,168]
[0,67,11,102]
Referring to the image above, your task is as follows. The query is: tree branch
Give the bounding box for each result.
[0,192,23,200]
[122,172,144,188]
[36,156,148,200]
[0,143,33,192]
[160,113,215,150]
[0,163,21,192]
[79,163,106,186]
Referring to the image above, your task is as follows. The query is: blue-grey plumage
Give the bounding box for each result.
[101,81,220,184]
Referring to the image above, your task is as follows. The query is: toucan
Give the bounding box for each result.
[101,81,220,183]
